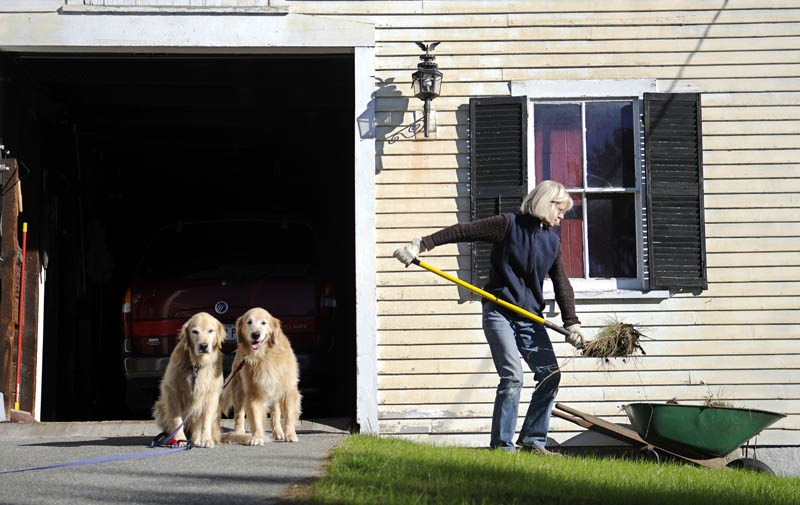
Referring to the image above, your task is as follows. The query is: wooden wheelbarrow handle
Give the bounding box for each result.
[411,258,571,337]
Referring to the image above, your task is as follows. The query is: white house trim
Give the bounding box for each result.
[354,46,378,434]
[0,11,372,52]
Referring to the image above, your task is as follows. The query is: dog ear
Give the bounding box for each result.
[215,321,225,350]
[174,318,191,357]
[236,314,246,345]
[268,316,281,347]
[177,318,190,343]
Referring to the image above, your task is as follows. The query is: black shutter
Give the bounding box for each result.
[644,93,707,291]
[469,96,528,285]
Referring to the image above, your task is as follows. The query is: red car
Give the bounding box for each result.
[121,218,336,414]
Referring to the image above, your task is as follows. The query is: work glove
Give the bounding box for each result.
[393,238,426,267]
[565,324,586,349]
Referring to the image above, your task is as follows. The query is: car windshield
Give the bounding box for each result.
[138,220,316,279]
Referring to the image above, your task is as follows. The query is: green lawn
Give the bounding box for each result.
[305,435,799,505]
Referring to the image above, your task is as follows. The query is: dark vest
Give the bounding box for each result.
[483,212,561,317]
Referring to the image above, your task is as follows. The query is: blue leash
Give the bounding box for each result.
[0,447,187,475]
[1,366,200,475]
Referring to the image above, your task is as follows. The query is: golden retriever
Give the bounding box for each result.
[153,312,224,448]
[221,307,301,445]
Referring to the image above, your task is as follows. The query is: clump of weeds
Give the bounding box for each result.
[582,320,647,360]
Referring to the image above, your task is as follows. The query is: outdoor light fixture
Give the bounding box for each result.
[411,41,442,138]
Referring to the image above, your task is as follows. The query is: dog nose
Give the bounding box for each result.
[250,332,260,341]
[198,342,208,352]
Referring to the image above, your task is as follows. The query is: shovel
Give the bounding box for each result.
[410,258,572,338]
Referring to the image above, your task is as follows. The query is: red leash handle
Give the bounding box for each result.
[14,222,27,411]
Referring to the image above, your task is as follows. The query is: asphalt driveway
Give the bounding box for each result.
[0,418,349,505]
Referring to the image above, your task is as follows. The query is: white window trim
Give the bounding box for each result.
[511,79,669,300]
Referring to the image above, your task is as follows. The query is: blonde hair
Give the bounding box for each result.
[520,180,574,222]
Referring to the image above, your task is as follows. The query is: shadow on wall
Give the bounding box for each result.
[371,77,409,174]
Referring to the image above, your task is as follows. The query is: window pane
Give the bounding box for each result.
[585,102,634,188]
[534,104,582,188]
[560,193,584,278]
[587,194,636,278]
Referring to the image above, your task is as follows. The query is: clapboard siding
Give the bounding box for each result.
[705,166,800,179]
[379,38,800,54]
[378,370,800,390]
[377,251,800,269]
[377,223,800,243]
[296,1,800,447]
[382,430,800,447]
[376,338,799,358]
[704,121,800,135]
[378,385,800,406]
[378,52,800,70]
[377,417,800,437]
[379,400,800,420]
[703,92,800,106]
[375,329,800,346]
[705,209,800,222]
[377,296,800,315]
[375,24,800,42]
[377,282,800,300]
[705,194,800,208]
[704,136,800,149]
[379,416,799,439]
[378,354,800,375]
[311,9,800,27]
[376,267,800,285]
[293,1,800,14]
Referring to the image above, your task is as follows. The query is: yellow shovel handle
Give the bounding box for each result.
[412,258,571,337]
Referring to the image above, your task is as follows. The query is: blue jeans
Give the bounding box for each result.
[482,302,561,450]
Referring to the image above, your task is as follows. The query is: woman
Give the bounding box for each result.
[394,180,585,454]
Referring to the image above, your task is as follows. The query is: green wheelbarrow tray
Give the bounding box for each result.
[624,403,786,460]
[552,403,784,471]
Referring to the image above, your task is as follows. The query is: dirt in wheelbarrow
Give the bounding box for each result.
[582,321,647,360]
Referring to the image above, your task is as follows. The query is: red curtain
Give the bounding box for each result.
[560,194,584,278]
[534,113,584,278]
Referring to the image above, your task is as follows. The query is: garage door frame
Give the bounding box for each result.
[0,7,378,432]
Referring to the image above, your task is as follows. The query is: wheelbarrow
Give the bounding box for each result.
[552,402,786,473]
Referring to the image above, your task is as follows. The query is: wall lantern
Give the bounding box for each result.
[411,41,442,138]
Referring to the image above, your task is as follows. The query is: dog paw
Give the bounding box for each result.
[194,438,216,448]
[272,430,286,441]
[248,436,265,446]
[286,432,298,443]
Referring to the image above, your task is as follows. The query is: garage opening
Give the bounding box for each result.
[1,53,356,422]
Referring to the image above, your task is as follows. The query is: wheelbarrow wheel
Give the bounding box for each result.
[726,457,774,474]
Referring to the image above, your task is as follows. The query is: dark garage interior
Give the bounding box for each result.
[0,53,356,422]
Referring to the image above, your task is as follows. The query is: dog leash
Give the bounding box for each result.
[223,359,246,390]
[1,367,200,475]
[2,357,247,474]
[0,447,188,475]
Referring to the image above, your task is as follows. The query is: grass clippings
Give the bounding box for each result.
[702,383,735,408]
[703,395,734,408]
[582,320,647,360]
